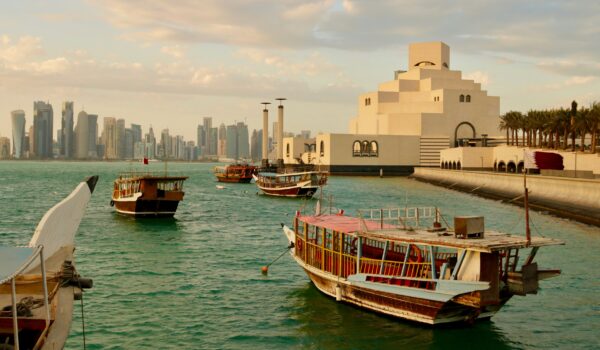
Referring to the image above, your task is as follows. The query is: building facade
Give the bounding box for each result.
[285,41,501,175]
[61,101,74,158]
[32,101,54,158]
[11,110,26,159]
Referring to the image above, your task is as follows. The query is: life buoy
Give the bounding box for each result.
[410,245,423,263]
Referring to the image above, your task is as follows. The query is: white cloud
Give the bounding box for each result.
[565,76,596,86]
[0,35,44,62]
[463,71,489,88]
[160,45,186,59]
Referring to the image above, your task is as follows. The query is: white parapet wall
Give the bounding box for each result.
[413,167,600,212]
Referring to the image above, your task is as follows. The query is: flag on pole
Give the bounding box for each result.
[143,157,149,165]
[524,150,564,170]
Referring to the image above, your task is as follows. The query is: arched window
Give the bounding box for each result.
[466,95,471,103]
[459,94,465,102]
[362,140,370,156]
[319,141,325,156]
[286,143,290,157]
[498,161,506,172]
[352,141,361,156]
[452,161,457,170]
[457,161,462,170]
[370,141,378,157]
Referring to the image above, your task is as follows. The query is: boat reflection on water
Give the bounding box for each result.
[290,283,515,349]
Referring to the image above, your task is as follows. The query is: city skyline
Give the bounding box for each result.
[2,1,600,143]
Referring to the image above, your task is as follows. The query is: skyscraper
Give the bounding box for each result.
[116,118,126,159]
[250,129,262,162]
[197,124,205,156]
[218,123,227,157]
[203,117,212,156]
[225,124,237,159]
[131,124,142,144]
[32,101,53,158]
[102,117,117,159]
[75,111,98,159]
[0,137,10,159]
[236,122,249,159]
[11,110,26,159]
[61,101,74,158]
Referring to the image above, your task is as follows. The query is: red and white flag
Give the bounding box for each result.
[524,150,564,170]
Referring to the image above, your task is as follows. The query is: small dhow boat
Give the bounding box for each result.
[214,163,257,183]
[282,205,563,325]
[254,170,328,198]
[111,172,188,217]
[1,176,97,349]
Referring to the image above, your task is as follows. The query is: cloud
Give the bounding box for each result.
[0,35,44,62]
[0,34,358,104]
[160,45,186,59]
[537,60,600,77]
[89,0,600,77]
[463,71,489,88]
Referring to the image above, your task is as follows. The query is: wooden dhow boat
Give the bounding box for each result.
[0,176,97,349]
[254,170,328,198]
[282,206,563,325]
[214,163,257,183]
[110,172,188,217]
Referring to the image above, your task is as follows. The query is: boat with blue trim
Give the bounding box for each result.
[282,206,563,325]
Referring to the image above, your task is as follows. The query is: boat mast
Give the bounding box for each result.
[524,168,531,245]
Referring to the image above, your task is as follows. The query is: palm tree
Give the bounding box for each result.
[570,100,578,151]
[589,102,600,153]
[499,113,511,145]
[575,106,590,152]
[500,111,522,146]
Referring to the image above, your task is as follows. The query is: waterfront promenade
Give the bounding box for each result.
[412,168,600,226]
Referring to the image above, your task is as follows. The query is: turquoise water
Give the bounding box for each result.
[0,161,598,349]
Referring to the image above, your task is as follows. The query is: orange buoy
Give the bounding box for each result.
[261,266,269,275]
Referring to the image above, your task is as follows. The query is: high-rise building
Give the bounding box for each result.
[197,125,205,156]
[131,124,142,144]
[11,110,26,159]
[250,129,262,162]
[61,101,74,158]
[75,110,98,159]
[209,127,218,156]
[203,117,212,156]
[237,122,249,159]
[124,128,134,159]
[116,118,126,159]
[102,117,117,159]
[218,123,227,157]
[225,124,237,159]
[32,101,53,158]
[0,137,10,159]
[146,126,156,159]
[160,129,170,159]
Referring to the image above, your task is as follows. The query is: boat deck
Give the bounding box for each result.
[298,214,564,252]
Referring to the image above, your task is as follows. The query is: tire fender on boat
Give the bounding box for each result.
[110,200,114,207]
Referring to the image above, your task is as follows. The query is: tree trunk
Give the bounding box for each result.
[506,129,509,145]
[580,131,586,152]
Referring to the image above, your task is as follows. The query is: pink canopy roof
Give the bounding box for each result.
[298,214,393,233]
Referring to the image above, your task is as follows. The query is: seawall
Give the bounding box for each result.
[412,168,600,226]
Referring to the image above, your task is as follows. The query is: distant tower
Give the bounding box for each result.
[33,101,53,158]
[11,110,26,159]
[275,98,286,167]
[61,101,74,158]
[261,102,271,167]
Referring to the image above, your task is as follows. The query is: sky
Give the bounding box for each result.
[1,0,599,143]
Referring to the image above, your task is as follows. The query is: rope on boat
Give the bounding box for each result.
[261,239,295,275]
[77,280,87,350]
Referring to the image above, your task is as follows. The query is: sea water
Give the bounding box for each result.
[0,161,598,349]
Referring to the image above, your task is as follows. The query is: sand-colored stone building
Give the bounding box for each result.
[284,41,502,174]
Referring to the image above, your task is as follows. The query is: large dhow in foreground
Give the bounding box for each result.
[111,172,188,217]
[282,206,563,325]
[254,169,328,198]
[0,176,97,349]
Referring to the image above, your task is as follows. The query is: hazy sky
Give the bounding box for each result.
[1,0,599,143]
